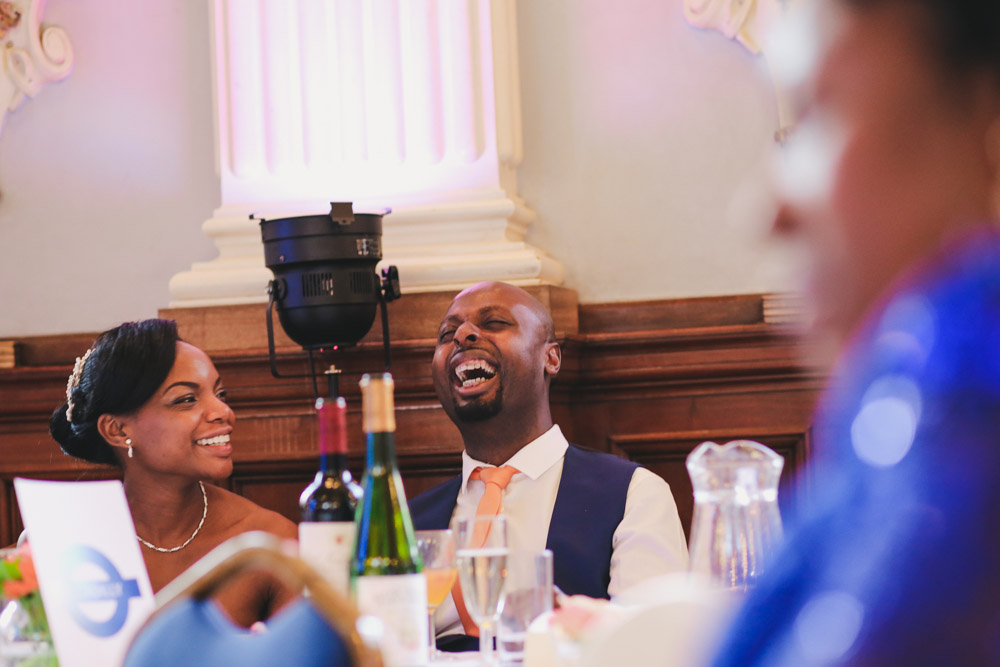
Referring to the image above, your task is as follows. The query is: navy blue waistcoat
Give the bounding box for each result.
[408,444,639,599]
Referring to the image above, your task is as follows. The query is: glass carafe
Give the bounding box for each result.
[687,439,784,592]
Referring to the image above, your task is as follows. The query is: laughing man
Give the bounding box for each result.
[409,281,689,650]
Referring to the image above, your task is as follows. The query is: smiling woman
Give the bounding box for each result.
[47,319,298,629]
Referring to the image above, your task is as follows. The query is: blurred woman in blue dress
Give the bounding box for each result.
[715,0,1000,664]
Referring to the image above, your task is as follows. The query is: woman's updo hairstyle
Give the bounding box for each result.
[50,319,181,466]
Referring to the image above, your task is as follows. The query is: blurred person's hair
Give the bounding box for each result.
[842,0,1000,78]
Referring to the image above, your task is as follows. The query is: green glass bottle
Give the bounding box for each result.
[352,373,428,666]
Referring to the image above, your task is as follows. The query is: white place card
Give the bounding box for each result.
[14,478,156,667]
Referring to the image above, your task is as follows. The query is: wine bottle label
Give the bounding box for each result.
[298,522,356,596]
[355,573,429,666]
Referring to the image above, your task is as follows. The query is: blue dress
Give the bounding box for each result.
[713,232,1000,665]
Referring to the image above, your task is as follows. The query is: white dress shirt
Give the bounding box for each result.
[435,424,689,637]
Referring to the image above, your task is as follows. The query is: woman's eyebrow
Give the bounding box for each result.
[162,380,199,395]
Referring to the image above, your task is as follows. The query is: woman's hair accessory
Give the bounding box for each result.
[65,347,95,422]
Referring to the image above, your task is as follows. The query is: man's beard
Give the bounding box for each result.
[453,386,503,422]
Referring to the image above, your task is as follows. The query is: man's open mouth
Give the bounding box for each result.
[453,359,498,388]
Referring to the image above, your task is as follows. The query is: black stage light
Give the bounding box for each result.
[256,202,401,398]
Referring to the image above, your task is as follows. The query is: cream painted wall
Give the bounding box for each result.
[0,1,789,338]
[0,1,218,338]
[518,0,788,304]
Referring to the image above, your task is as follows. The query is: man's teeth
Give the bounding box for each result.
[196,434,230,446]
[454,359,497,387]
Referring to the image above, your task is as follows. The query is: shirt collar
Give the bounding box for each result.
[460,424,568,493]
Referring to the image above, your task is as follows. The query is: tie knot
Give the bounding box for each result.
[472,465,519,490]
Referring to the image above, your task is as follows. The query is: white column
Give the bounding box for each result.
[169,0,562,307]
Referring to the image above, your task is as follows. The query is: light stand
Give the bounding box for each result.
[257,203,401,401]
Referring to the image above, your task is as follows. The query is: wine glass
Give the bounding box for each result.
[415,529,457,661]
[454,515,508,665]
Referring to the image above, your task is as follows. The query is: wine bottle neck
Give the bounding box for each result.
[319,432,348,456]
[365,431,398,470]
[319,451,349,474]
[317,397,348,458]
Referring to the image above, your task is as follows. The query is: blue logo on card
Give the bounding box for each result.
[62,545,142,637]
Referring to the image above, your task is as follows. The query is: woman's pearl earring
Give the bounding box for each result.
[126,437,133,459]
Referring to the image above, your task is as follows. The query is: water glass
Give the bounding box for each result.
[497,550,553,664]
[0,597,57,667]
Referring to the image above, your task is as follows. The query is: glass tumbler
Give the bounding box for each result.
[497,550,553,664]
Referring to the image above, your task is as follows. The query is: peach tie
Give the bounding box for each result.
[453,465,520,636]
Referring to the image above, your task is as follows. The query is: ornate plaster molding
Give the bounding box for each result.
[683,0,766,54]
[683,0,806,140]
[0,0,73,134]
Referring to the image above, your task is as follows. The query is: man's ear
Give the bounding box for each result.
[97,414,130,453]
[544,341,561,377]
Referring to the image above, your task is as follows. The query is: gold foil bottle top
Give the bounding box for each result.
[360,372,396,433]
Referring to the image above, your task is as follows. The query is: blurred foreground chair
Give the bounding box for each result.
[123,532,382,667]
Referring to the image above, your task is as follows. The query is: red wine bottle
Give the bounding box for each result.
[298,396,362,595]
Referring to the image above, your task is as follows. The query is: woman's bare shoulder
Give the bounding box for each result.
[207,485,298,541]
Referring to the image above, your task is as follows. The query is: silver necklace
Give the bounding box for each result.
[137,481,208,553]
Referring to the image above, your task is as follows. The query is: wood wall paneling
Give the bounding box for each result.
[609,429,810,539]
[0,292,821,547]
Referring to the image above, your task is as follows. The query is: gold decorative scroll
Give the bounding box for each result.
[0,0,74,135]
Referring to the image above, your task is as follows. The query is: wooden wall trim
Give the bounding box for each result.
[609,427,811,538]
[578,294,766,333]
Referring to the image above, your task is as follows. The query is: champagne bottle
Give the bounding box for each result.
[298,396,362,595]
[352,373,428,666]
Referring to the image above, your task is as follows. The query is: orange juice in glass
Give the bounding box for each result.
[416,529,457,659]
[425,567,458,609]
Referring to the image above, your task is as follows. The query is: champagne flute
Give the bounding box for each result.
[416,529,457,660]
[454,515,508,665]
